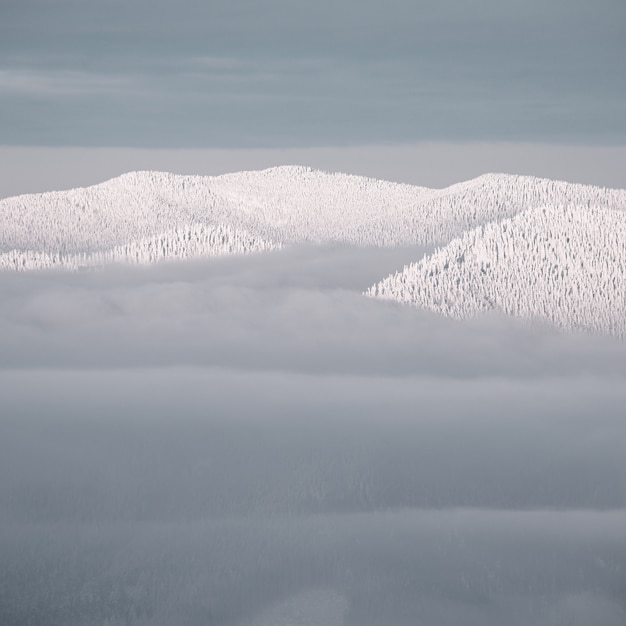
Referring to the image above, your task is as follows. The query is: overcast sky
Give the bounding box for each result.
[1,0,625,193]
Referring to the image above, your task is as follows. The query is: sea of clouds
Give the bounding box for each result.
[1,244,625,625]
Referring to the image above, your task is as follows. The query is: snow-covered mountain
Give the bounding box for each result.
[0,224,279,271]
[3,166,626,270]
[368,204,626,336]
[4,165,626,335]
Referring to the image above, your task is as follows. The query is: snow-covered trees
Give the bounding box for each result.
[0,224,279,271]
[368,205,626,337]
[4,167,625,271]
[3,166,626,335]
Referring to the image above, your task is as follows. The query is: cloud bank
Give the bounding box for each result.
[1,245,626,624]
[2,245,625,376]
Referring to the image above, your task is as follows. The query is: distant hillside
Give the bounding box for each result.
[3,167,625,270]
[0,224,279,271]
[368,204,626,337]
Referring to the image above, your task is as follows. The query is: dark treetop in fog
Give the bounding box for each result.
[1,0,624,147]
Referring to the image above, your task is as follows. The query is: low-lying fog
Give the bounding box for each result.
[1,245,625,625]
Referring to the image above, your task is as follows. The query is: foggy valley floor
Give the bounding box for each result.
[1,245,626,625]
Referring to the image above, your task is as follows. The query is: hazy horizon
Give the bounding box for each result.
[2,143,626,201]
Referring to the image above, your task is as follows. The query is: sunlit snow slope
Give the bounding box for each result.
[0,224,278,271]
[3,166,625,270]
[368,205,626,336]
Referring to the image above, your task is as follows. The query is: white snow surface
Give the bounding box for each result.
[368,204,626,337]
[3,166,626,270]
[0,223,278,271]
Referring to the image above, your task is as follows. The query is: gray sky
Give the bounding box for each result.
[1,0,624,150]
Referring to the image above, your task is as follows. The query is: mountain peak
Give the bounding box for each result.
[2,169,625,282]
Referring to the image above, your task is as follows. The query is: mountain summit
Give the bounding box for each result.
[3,167,626,336]
[3,167,624,271]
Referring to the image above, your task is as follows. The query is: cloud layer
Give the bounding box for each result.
[2,244,626,624]
[2,245,626,375]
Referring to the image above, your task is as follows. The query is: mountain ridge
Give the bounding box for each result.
[4,166,626,336]
[368,203,626,337]
[3,167,625,271]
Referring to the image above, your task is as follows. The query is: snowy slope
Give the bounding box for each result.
[0,224,279,271]
[368,205,626,336]
[2,166,626,270]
